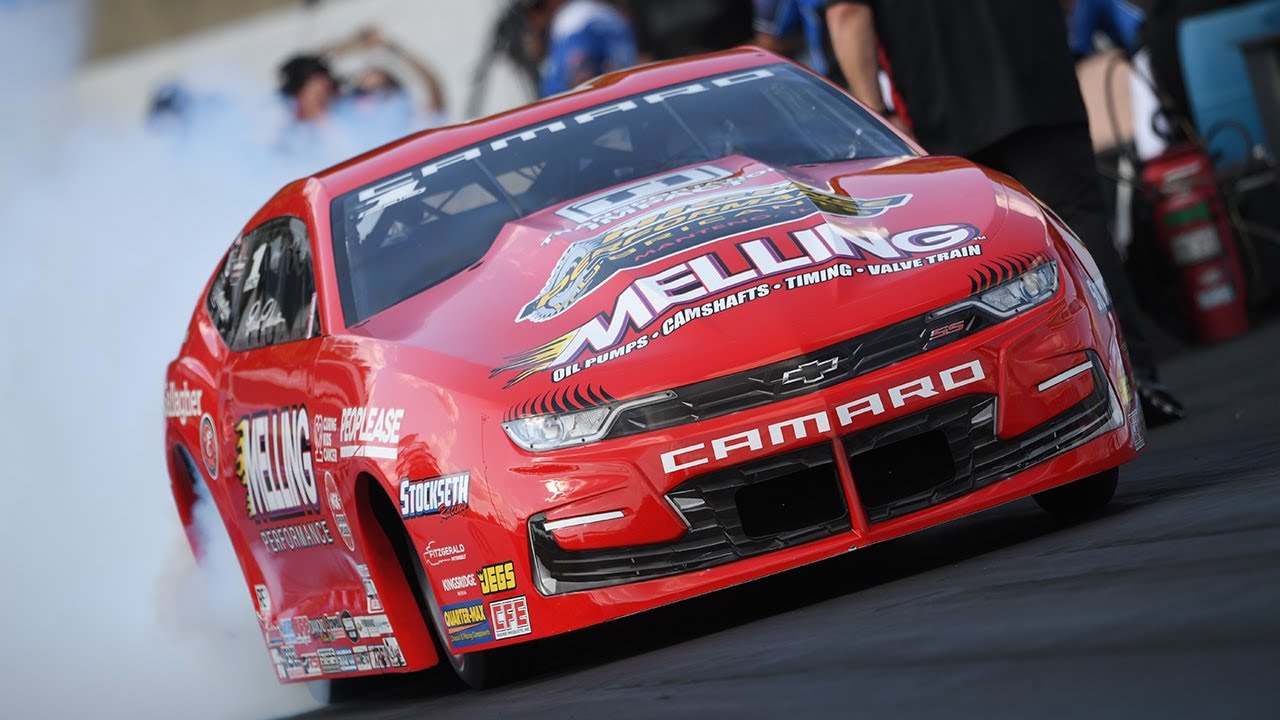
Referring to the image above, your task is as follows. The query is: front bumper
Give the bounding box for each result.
[448,251,1144,652]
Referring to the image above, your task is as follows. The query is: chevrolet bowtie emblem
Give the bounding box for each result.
[781,357,840,385]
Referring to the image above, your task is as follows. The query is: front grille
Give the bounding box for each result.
[604,307,994,439]
[529,443,849,595]
[844,351,1114,523]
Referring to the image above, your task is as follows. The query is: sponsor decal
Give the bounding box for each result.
[356,566,384,613]
[490,595,532,640]
[199,413,219,480]
[442,572,478,595]
[478,561,517,596]
[352,69,776,218]
[236,405,318,521]
[399,472,470,520]
[337,647,358,673]
[517,180,845,323]
[363,578,383,614]
[280,618,296,645]
[164,381,203,425]
[259,521,334,554]
[302,653,322,676]
[325,471,356,552]
[384,637,405,667]
[339,407,404,460]
[661,359,986,473]
[355,614,392,638]
[442,599,493,649]
[292,615,312,644]
[271,649,287,680]
[312,413,338,464]
[236,404,337,553]
[424,541,467,566]
[254,584,271,622]
[317,647,340,674]
[1129,407,1146,451]
[494,213,983,387]
[354,645,372,672]
[341,610,360,643]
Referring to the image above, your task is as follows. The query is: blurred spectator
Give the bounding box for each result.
[826,0,1184,424]
[279,54,339,124]
[320,26,447,119]
[523,0,638,96]
[753,0,844,84]
[1067,0,1145,57]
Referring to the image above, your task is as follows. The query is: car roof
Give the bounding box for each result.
[312,47,782,200]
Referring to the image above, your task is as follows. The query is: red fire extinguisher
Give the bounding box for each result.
[1141,143,1249,343]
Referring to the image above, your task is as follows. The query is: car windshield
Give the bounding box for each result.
[330,63,913,324]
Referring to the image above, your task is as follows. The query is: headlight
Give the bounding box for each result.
[502,391,676,452]
[933,262,1059,320]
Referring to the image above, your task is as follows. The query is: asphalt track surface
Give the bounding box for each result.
[290,320,1280,720]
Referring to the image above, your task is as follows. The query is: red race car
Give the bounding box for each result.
[164,48,1145,689]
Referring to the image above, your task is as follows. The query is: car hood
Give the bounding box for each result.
[356,155,1054,405]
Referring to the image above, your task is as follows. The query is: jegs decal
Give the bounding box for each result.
[478,561,517,595]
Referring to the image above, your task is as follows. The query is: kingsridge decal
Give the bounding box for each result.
[493,213,983,387]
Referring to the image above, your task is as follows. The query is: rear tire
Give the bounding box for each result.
[1033,467,1119,520]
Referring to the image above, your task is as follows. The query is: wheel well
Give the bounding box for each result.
[168,443,204,558]
[353,473,445,668]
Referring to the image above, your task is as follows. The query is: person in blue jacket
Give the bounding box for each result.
[525,0,638,97]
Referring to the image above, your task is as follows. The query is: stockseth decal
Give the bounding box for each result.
[199,413,218,479]
[478,561,517,596]
[442,599,493,649]
[423,541,467,566]
[164,381,202,425]
[399,472,470,520]
[661,360,986,473]
[339,407,403,460]
[490,596,532,640]
[494,216,981,386]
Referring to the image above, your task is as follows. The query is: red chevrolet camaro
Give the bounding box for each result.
[164,48,1145,689]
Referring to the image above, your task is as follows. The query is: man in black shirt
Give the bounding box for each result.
[826,0,1184,425]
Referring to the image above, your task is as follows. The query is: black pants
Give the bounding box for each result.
[969,123,1156,378]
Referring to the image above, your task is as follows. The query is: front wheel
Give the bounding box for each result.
[1033,467,1119,521]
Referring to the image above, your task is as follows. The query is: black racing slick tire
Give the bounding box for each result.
[1033,467,1119,521]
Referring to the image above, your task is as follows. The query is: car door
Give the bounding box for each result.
[211,216,331,625]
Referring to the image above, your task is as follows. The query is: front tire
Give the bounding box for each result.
[1033,467,1119,520]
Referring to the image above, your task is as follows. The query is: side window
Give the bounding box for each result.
[206,217,318,351]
